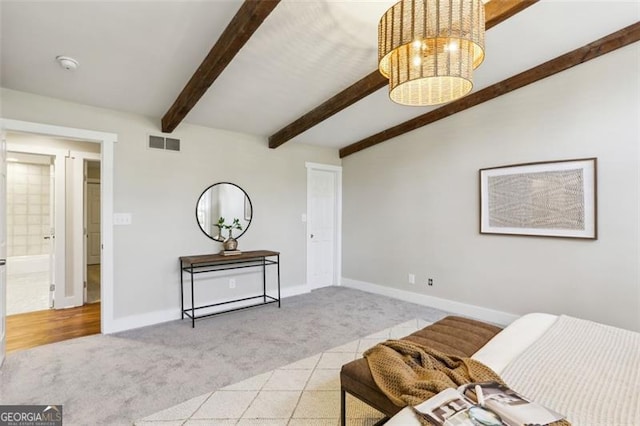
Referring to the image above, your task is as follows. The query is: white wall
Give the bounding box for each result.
[342,44,640,331]
[1,88,340,325]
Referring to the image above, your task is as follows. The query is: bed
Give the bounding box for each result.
[385,313,640,425]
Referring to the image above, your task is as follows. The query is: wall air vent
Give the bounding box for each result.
[165,138,180,151]
[148,135,181,152]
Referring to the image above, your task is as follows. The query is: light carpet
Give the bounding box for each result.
[136,319,432,426]
[1,287,449,425]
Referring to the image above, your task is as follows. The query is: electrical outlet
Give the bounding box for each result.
[428,278,433,286]
[408,273,415,284]
[229,278,236,289]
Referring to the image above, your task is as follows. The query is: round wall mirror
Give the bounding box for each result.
[196,182,253,242]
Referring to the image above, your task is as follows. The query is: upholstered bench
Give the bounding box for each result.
[339,316,502,425]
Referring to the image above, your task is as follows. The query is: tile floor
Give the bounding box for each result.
[136,319,432,426]
[6,271,49,315]
[7,264,101,316]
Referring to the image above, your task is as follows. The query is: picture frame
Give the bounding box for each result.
[479,158,597,239]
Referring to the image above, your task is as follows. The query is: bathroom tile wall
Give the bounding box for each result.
[7,162,50,256]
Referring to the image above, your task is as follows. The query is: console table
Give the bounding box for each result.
[179,250,280,328]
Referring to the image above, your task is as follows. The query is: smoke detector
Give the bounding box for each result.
[56,56,79,71]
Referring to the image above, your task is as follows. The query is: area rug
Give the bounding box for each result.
[135,318,431,426]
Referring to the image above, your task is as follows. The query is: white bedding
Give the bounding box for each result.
[500,315,640,425]
[386,313,640,425]
[471,312,558,374]
[386,313,559,426]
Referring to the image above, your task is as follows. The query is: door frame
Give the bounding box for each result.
[83,173,100,266]
[1,119,117,334]
[1,132,6,366]
[69,151,100,307]
[83,162,101,302]
[305,162,342,290]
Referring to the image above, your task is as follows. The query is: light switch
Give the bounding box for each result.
[114,213,132,225]
[301,214,307,222]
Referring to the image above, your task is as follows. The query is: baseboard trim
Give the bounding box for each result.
[282,284,312,298]
[104,284,311,334]
[341,278,518,326]
[105,308,181,334]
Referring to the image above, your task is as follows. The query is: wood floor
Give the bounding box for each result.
[6,303,101,353]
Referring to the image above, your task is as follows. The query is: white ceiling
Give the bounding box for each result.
[1,1,639,150]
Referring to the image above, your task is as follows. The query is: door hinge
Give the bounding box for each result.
[84,281,87,289]
[50,284,55,291]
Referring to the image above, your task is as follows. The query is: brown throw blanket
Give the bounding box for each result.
[364,339,570,425]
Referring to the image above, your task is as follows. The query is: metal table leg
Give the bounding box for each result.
[277,254,281,308]
[190,265,195,328]
[180,260,184,320]
[262,256,266,303]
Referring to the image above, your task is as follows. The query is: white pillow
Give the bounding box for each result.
[472,312,558,374]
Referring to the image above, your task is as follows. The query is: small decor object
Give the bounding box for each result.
[219,217,242,251]
[378,0,485,106]
[479,158,597,239]
[223,238,238,251]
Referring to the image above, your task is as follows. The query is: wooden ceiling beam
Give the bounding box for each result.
[162,0,281,133]
[268,0,539,149]
[339,21,640,158]
[484,0,539,28]
[268,70,386,148]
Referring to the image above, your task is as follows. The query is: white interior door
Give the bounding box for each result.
[47,163,55,308]
[306,164,342,289]
[86,183,101,265]
[52,153,66,308]
[1,132,7,366]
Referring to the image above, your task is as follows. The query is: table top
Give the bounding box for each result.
[179,250,279,266]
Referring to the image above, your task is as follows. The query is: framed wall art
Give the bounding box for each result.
[479,158,597,239]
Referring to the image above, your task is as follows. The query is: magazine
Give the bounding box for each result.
[412,382,565,426]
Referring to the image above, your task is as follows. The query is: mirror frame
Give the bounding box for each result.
[195,182,253,241]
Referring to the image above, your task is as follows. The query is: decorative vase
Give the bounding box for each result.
[223,229,238,251]
[223,237,238,251]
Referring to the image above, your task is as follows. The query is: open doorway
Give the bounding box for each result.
[4,133,102,352]
[1,119,116,363]
[85,160,101,304]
